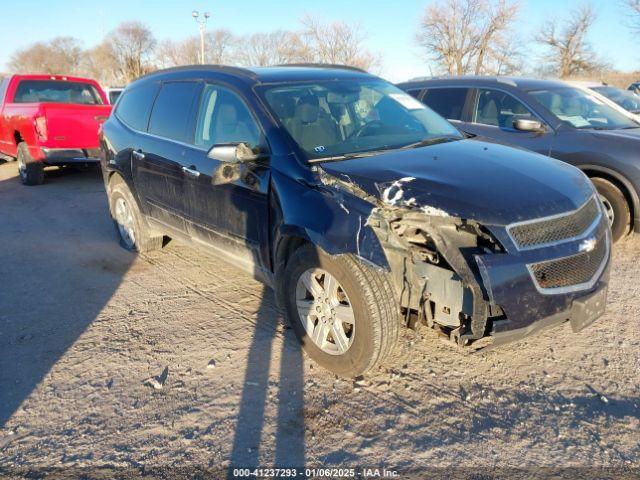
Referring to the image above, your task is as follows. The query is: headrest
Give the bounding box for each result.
[297,95,319,124]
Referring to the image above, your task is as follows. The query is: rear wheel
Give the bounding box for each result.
[591,177,630,243]
[283,244,399,378]
[108,178,163,253]
[16,142,44,186]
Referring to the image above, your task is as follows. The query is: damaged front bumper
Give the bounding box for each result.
[367,195,611,347]
[490,281,608,346]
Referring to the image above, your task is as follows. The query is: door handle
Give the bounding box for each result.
[182,165,200,177]
[132,150,145,160]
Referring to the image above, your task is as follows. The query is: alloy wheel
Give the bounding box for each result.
[295,268,355,355]
[599,194,615,226]
[114,197,136,248]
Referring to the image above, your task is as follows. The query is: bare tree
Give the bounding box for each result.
[107,21,156,83]
[157,29,237,67]
[625,0,640,33]
[535,3,605,78]
[416,0,520,75]
[300,15,379,71]
[82,41,122,86]
[8,37,83,75]
[235,30,309,66]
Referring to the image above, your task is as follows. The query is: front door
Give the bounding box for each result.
[182,83,271,276]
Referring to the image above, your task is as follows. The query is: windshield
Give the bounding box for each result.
[260,80,463,161]
[13,80,104,105]
[528,87,638,130]
[592,86,640,114]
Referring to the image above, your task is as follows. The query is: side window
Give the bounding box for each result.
[0,78,8,104]
[474,89,535,129]
[148,82,200,143]
[422,88,469,121]
[115,82,161,131]
[406,89,424,100]
[194,84,262,149]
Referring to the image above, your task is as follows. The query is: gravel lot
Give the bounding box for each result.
[0,160,638,477]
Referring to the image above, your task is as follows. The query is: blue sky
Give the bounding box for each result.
[0,0,634,82]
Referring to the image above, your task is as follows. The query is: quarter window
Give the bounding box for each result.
[422,88,469,121]
[115,82,161,132]
[194,84,262,149]
[474,89,535,129]
[148,82,200,142]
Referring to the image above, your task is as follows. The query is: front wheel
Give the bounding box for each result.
[591,177,630,243]
[283,244,399,378]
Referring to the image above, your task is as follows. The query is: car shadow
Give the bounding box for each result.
[0,163,134,427]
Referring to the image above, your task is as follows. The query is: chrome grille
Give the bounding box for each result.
[529,227,608,291]
[508,197,601,249]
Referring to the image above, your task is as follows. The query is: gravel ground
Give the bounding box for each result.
[0,161,638,477]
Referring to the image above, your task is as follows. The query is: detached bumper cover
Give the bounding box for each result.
[41,148,101,164]
[490,279,608,346]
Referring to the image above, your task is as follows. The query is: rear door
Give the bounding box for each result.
[133,81,201,232]
[421,87,473,130]
[180,82,272,275]
[460,88,555,156]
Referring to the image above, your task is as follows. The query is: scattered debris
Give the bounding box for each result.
[144,366,169,390]
[207,359,216,369]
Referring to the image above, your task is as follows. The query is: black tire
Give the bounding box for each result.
[591,177,630,243]
[282,244,399,378]
[108,178,163,253]
[16,142,44,186]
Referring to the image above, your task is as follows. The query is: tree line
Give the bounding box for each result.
[6,2,640,86]
[417,0,639,78]
[7,16,378,86]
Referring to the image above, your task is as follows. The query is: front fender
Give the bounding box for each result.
[270,169,390,270]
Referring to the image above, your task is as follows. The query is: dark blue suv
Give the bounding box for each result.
[398,76,640,243]
[100,65,611,377]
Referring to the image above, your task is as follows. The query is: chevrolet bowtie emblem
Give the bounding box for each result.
[579,237,597,253]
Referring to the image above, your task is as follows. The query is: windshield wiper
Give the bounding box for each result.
[308,147,398,164]
[400,136,461,150]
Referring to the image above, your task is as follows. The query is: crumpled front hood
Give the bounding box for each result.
[320,139,595,226]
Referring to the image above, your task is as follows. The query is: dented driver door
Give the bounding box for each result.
[180,83,272,277]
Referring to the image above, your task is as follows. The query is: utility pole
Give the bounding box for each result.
[192,10,211,65]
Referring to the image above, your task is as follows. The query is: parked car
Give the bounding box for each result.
[105,87,124,105]
[100,65,610,377]
[567,81,640,119]
[628,82,640,95]
[399,76,640,242]
[0,74,112,185]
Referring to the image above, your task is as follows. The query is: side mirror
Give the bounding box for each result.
[207,142,268,164]
[513,118,544,132]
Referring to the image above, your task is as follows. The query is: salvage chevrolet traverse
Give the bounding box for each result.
[100,65,611,377]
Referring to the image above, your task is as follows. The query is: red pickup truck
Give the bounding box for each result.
[0,74,112,185]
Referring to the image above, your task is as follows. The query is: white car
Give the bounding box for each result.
[567,81,640,121]
[104,87,124,105]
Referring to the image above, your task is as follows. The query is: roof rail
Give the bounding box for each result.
[137,64,258,81]
[276,63,368,73]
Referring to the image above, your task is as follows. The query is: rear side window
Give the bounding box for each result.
[13,80,103,105]
[148,82,201,143]
[406,89,424,100]
[0,78,8,104]
[115,82,161,131]
[422,88,469,121]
